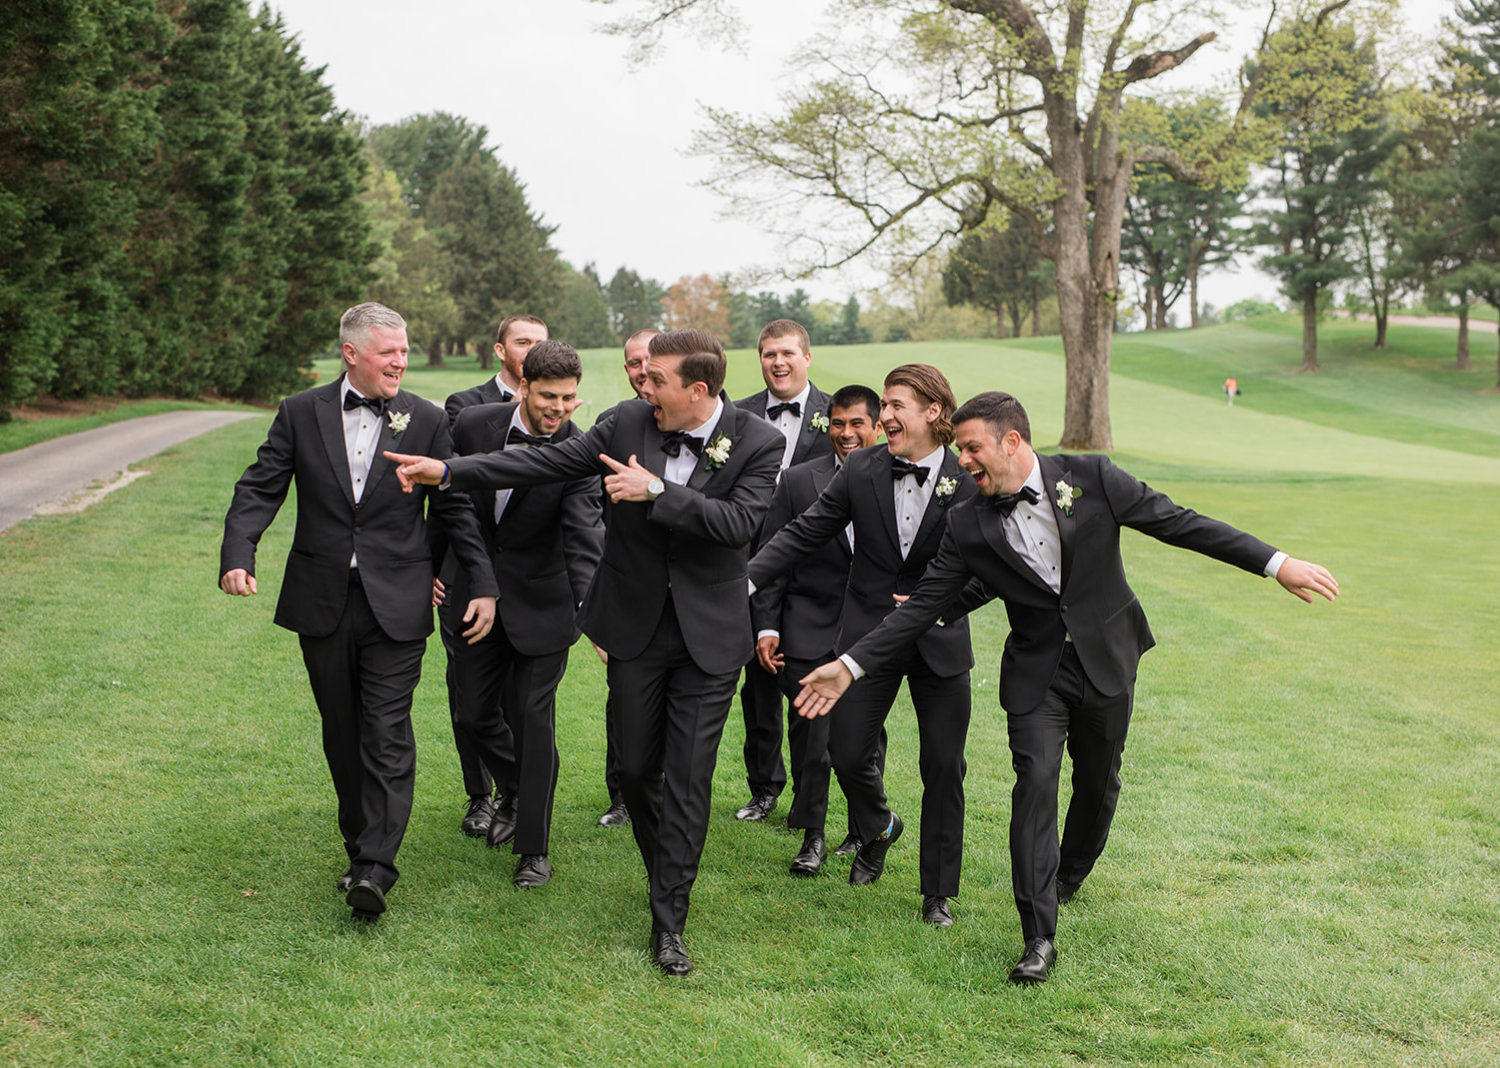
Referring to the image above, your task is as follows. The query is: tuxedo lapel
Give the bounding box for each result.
[639,411,669,480]
[687,394,733,493]
[869,450,902,556]
[812,457,853,561]
[976,496,1056,595]
[364,392,406,500]
[912,449,960,551]
[1039,453,1077,591]
[789,385,828,466]
[472,412,506,531]
[316,379,357,513]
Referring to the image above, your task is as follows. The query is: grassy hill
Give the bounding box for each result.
[2,319,1497,1065]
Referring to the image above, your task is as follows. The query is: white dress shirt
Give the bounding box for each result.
[663,397,723,486]
[493,372,518,401]
[893,446,945,560]
[765,383,811,471]
[340,378,384,568]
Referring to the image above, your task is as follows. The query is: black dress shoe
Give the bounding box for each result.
[460,794,493,838]
[1008,937,1057,984]
[597,800,631,828]
[513,854,552,888]
[849,813,903,885]
[346,879,387,922]
[788,830,826,877]
[922,895,954,927]
[832,832,862,857]
[734,792,778,821]
[651,930,693,976]
[486,795,517,848]
[1056,878,1081,905]
[336,869,354,894]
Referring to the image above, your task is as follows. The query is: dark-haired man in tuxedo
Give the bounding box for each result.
[220,302,497,923]
[751,384,883,876]
[439,312,547,839]
[794,390,1338,983]
[386,329,783,976]
[435,341,604,888]
[749,364,977,929]
[732,319,833,824]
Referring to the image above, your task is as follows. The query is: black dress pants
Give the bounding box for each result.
[449,621,570,856]
[610,600,738,934]
[777,655,886,838]
[438,601,497,800]
[740,654,788,798]
[828,648,971,897]
[1006,642,1131,942]
[298,569,425,893]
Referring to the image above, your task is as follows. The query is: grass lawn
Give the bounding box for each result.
[2,325,1497,1065]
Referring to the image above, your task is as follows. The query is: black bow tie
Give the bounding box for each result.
[990,485,1041,517]
[344,392,386,416]
[766,400,801,420]
[506,426,550,448]
[660,430,704,459]
[890,457,929,485]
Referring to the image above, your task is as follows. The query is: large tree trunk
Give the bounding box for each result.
[1373,308,1387,349]
[425,336,445,367]
[1009,306,1023,339]
[1189,267,1201,329]
[1031,291,1040,336]
[1456,306,1472,370]
[1300,289,1320,371]
[996,306,1007,340]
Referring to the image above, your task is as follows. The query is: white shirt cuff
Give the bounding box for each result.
[747,578,756,596]
[839,653,865,680]
[1264,551,1287,579]
[756,629,780,641]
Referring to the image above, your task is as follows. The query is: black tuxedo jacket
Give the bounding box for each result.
[748,444,977,678]
[220,377,496,642]
[749,453,851,661]
[445,376,512,427]
[844,452,1279,716]
[735,383,835,473]
[440,402,605,657]
[445,395,784,677]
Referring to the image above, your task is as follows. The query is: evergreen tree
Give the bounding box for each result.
[606,267,665,337]
[554,262,619,348]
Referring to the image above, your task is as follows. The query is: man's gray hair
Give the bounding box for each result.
[339,302,406,350]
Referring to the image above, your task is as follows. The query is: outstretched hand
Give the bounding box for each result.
[1275,557,1339,603]
[383,451,446,493]
[793,660,854,719]
[601,453,656,502]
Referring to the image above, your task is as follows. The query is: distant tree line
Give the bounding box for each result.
[1,0,372,415]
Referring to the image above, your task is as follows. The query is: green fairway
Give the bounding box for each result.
[2,323,1497,1065]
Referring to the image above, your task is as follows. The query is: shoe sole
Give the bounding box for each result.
[346,884,386,921]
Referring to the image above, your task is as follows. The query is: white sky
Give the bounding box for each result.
[269,0,1447,314]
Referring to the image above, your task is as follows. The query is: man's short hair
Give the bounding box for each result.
[648,329,726,396]
[497,314,547,345]
[339,302,406,351]
[830,384,881,423]
[884,363,957,446]
[624,327,661,352]
[522,340,584,384]
[953,391,1032,444]
[757,319,810,355]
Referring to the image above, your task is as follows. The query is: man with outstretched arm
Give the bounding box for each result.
[794,390,1338,984]
[220,302,497,923]
[385,329,783,977]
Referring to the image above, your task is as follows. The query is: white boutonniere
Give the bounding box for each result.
[935,475,958,506]
[1055,478,1082,515]
[704,433,732,470]
[809,411,830,433]
[388,410,410,437]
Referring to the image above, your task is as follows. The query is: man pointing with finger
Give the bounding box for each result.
[386,328,783,976]
[793,391,1338,985]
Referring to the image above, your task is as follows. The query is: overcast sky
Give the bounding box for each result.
[269,0,1446,316]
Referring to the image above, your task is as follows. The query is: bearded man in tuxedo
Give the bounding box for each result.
[794,390,1338,983]
[220,302,498,923]
[385,329,783,976]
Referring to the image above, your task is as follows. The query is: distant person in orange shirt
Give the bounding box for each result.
[1223,376,1240,407]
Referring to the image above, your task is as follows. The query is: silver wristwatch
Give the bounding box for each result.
[646,477,665,501]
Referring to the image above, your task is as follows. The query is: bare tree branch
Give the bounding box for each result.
[1120,33,1218,86]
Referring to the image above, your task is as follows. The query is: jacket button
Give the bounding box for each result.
[354,526,361,534]
[1060,605,1068,613]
